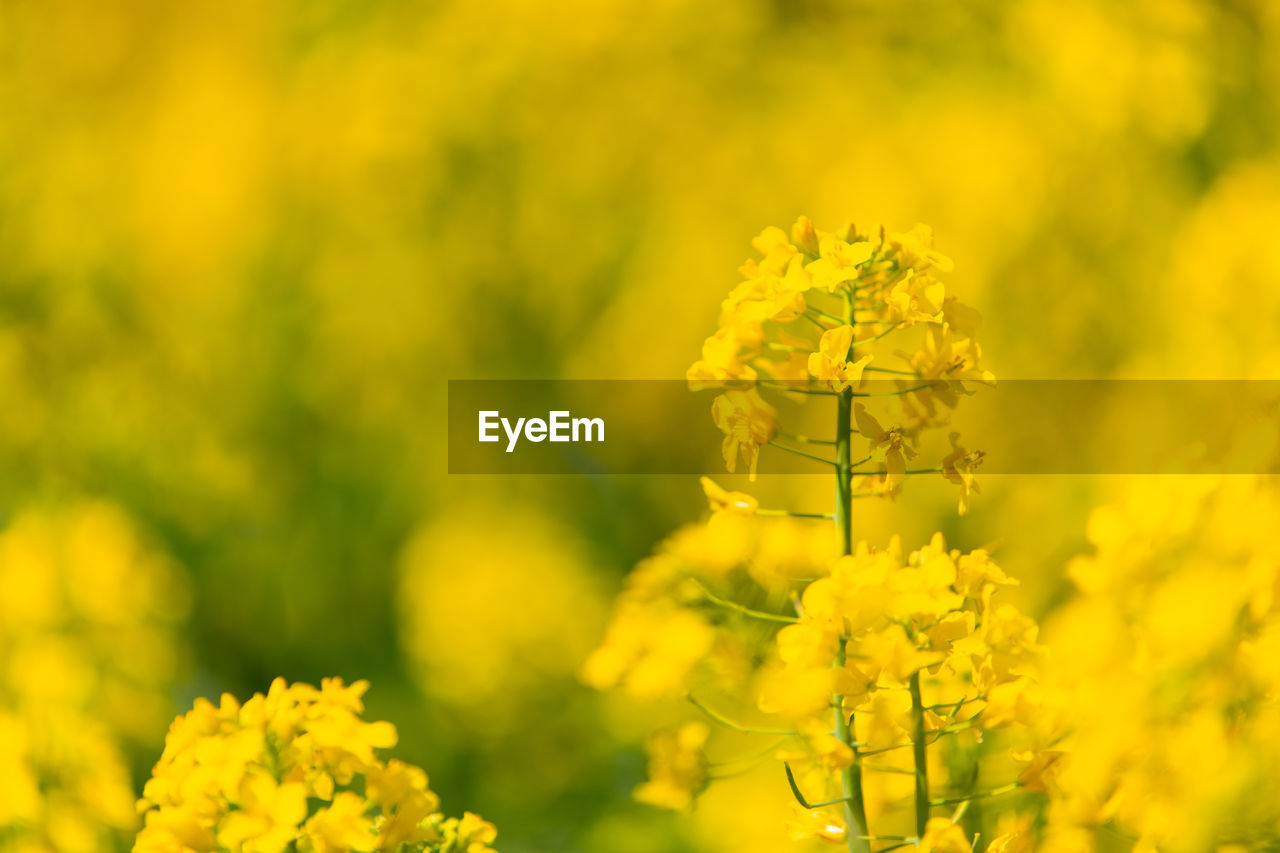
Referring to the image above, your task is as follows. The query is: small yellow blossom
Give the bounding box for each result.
[808,325,874,391]
[854,403,917,493]
[711,389,777,480]
[806,235,875,292]
[134,679,495,853]
[633,722,710,811]
[700,476,759,514]
[917,817,970,853]
[941,432,984,515]
[786,805,847,844]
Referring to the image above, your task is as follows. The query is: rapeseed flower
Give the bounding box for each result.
[135,678,497,853]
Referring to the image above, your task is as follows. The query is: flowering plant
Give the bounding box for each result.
[587,218,1046,851]
[134,678,497,853]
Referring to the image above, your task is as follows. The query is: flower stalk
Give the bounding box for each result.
[834,290,870,853]
[909,669,930,838]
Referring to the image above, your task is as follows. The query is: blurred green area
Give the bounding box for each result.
[2,0,1280,850]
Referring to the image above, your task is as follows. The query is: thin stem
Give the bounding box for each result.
[835,410,854,555]
[857,719,982,757]
[799,311,834,332]
[756,508,835,520]
[759,380,839,396]
[833,291,871,853]
[689,579,799,625]
[861,763,918,776]
[851,383,934,398]
[864,366,920,377]
[780,431,837,446]
[848,325,899,349]
[929,781,1020,807]
[808,305,845,324]
[687,694,799,735]
[767,440,838,468]
[909,670,930,838]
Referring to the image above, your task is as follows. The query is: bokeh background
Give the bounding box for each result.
[2,0,1279,850]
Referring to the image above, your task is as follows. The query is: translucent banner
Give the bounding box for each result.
[447,380,1280,475]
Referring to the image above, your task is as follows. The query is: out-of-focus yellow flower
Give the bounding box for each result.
[582,600,716,701]
[688,326,762,391]
[711,389,777,480]
[917,817,970,852]
[633,722,710,811]
[0,502,189,852]
[940,432,984,516]
[135,678,495,853]
[786,804,847,844]
[398,507,606,726]
[1045,477,1280,851]
[700,476,758,514]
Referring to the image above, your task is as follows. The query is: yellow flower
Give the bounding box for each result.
[854,403,916,493]
[884,269,945,326]
[791,215,820,256]
[886,224,953,273]
[302,792,376,853]
[808,325,874,391]
[806,235,874,292]
[953,548,1014,600]
[135,679,493,853]
[216,774,307,853]
[633,722,710,811]
[757,664,842,720]
[687,326,761,391]
[722,256,810,325]
[366,760,442,850]
[435,812,498,853]
[711,389,777,480]
[986,814,1034,853]
[786,805,847,844]
[750,225,798,275]
[580,601,715,700]
[917,817,970,853]
[906,324,996,407]
[700,476,758,514]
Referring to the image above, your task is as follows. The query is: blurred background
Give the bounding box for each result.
[2,0,1279,850]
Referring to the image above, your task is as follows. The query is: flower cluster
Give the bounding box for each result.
[589,220,1036,851]
[134,678,497,853]
[1042,477,1280,852]
[0,502,190,852]
[688,217,992,496]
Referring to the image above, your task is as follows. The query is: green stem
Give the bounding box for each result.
[834,641,869,853]
[909,670,930,838]
[808,305,845,324]
[689,579,799,625]
[756,508,834,519]
[834,293,870,853]
[779,431,837,446]
[852,383,934,398]
[767,440,838,467]
[759,380,839,396]
[864,366,920,377]
[687,693,799,735]
[848,325,899,349]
